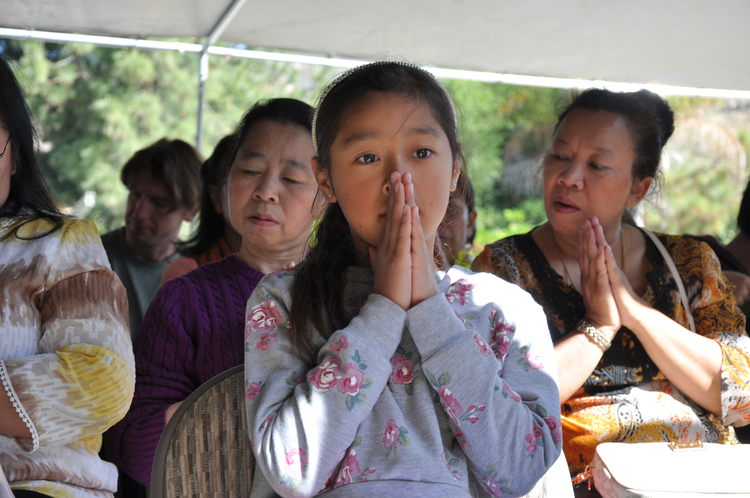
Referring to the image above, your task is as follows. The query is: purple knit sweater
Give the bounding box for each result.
[111,254,264,485]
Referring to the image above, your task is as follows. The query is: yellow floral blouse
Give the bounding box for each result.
[472,230,749,474]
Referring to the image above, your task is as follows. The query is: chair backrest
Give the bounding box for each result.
[151,365,255,498]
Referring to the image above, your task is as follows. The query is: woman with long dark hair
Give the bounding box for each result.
[0,56,134,498]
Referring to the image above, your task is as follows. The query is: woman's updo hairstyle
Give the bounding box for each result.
[291,62,462,363]
[555,88,675,181]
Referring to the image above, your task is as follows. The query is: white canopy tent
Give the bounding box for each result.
[3,0,750,146]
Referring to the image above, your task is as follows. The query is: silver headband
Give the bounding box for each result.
[311,61,457,155]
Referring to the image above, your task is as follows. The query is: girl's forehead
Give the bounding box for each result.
[335,93,445,143]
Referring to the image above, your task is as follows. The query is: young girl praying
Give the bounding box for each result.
[244,62,563,498]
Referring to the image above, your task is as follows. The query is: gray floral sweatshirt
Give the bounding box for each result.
[244,266,562,498]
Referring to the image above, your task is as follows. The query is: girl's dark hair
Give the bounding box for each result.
[180,133,237,258]
[738,179,750,236]
[0,56,63,239]
[456,173,476,244]
[290,62,463,363]
[555,88,675,180]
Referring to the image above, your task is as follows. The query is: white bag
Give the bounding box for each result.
[592,441,750,497]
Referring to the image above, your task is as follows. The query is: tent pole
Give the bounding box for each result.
[195,0,249,151]
[196,51,209,151]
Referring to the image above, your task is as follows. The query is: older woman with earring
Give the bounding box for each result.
[473,89,750,490]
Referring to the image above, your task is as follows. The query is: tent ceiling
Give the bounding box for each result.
[4,0,750,91]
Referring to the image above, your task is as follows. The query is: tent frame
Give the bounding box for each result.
[3,20,750,150]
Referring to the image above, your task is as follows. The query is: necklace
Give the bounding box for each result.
[552,230,626,291]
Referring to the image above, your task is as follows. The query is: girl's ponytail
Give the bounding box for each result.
[290,202,357,364]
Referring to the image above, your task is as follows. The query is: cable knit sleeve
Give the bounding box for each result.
[110,278,198,485]
[0,218,135,453]
[244,271,406,497]
[407,268,562,497]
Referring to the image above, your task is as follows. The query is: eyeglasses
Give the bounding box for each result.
[0,133,11,159]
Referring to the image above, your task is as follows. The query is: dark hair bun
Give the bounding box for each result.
[635,89,674,145]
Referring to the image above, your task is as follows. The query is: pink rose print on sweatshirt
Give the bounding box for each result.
[463,404,485,424]
[494,334,511,363]
[333,441,376,487]
[525,351,544,370]
[256,332,278,351]
[390,355,414,385]
[284,447,308,480]
[383,419,411,457]
[309,357,342,391]
[445,279,474,306]
[246,300,283,338]
[500,380,522,402]
[525,421,544,455]
[442,449,461,481]
[341,350,374,411]
[483,476,503,497]
[545,415,562,444]
[335,449,361,487]
[481,465,514,497]
[516,344,542,372]
[245,381,264,401]
[473,334,491,357]
[439,386,463,426]
[338,362,365,396]
[429,371,484,427]
[488,308,515,366]
[383,419,400,450]
[330,335,349,354]
[454,427,470,451]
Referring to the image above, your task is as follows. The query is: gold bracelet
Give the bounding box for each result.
[575,318,611,352]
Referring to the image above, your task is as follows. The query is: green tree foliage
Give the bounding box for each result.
[2,39,337,231]
[642,110,749,242]
[3,38,745,247]
[443,79,562,246]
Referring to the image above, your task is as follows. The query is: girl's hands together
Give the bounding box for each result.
[403,174,439,307]
[603,232,648,331]
[371,172,413,310]
[370,173,439,310]
[579,218,621,336]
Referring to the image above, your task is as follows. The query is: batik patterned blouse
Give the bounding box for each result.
[472,230,750,474]
[0,211,135,497]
